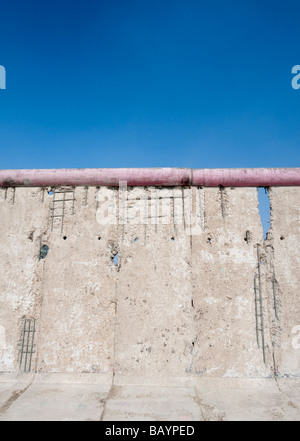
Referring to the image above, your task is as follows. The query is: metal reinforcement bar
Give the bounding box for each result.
[257,244,266,365]
[18,318,36,373]
[1,168,300,187]
[254,276,260,348]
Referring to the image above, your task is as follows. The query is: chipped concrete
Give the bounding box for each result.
[0,185,299,420]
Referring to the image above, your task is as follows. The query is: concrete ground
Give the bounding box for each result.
[0,374,299,421]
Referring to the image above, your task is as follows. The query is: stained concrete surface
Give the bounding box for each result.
[0,375,299,421]
[0,185,299,420]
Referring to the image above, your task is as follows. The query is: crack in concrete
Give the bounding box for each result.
[99,376,116,421]
[274,377,300,412]
[193,387,226,421]
[0,380,33,416]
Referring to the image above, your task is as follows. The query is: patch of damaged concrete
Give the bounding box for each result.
[0,383,32,416]
[193,389,226,421]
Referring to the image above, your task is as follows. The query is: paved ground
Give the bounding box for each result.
[0,374,299,421]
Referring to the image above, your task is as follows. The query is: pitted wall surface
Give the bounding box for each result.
[0,185,299,379]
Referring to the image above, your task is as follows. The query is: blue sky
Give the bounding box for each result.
[0,0,299,170]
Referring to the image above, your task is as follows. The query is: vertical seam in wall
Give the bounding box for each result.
[33,247,47,374]
[84,186,88,206]
[155,187,158,234]
[33,194,51,374]
[182,188,186,230]
[258,238,278,377]
[263,205,280,378]
[189,185,193,246]
[112,279,118,377]
[119,185,125,245]
[198,187,205,232]
[219,186,226,220]
[172,188,176,235]
[257,244,266,365]
[111,189,121,378]
[99,375,115,421]
[144,186,147,246]
[190,186,195,376]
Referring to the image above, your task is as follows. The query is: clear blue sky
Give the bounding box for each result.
[0,0,299,169]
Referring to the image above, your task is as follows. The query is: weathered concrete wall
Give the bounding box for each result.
[0,185,299,380]
[267,187,300,377]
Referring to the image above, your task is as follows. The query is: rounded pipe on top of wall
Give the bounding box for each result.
[0,168,300,187]
[192,168,300,187]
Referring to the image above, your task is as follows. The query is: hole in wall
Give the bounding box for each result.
[113,253,119,267]
[63,236,67,240]
[48,190,54,196]
[171,237,175,241]
[244,230,252,244]
[28,231,34,242]
[280,236,284,240]
[134,238,139,243]
[98,236,102,241]
[39,245,49,260]
[258,187,271,241]
[207,237,211,243]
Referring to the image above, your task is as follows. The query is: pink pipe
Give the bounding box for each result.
[192,168,300,187]
[0,168,300,187]
[0,168,191,187]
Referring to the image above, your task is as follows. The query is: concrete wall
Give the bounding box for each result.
[0,185,299,379]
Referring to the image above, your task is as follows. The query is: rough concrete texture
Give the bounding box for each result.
[0,185,299,420]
